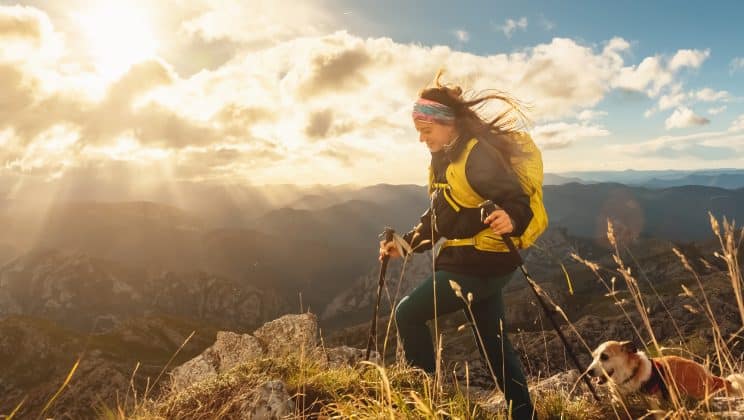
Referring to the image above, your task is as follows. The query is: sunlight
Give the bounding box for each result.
[72,2,159,80]
[95,134,171,162]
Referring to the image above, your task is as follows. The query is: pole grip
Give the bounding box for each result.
[479,200,522,263]
[381,226,395,243]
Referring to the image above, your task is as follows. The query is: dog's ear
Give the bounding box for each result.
[620,341,637,354]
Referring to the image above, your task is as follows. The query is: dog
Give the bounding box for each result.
[587,340,744,403]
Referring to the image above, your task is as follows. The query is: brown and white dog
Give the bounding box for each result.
[587,340,744,402]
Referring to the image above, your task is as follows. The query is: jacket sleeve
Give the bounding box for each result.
[402,207,440,254]
[466,141,533,237]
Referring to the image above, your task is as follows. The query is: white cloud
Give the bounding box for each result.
[453,29,469,42]
[669,49,710,71]
[576,109,607,121]
[729,57,744,74]
[708,106,727,115]
[649,86,728,116]
[179,0,332,47]
[658,91,687,111]
[532,122,610,149]
[693,87,729,102]
[665,106,710,130]
[604,37,631,53]
[0,4,63,63]
[731,114,744,132]
[499,17,527,38]
[609,128,744,164]
[613,56,671,96]
[612,49,709,97]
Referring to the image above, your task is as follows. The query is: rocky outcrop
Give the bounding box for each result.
[253,313,320,358]
[170,332,265,391]
[170,313,379,392]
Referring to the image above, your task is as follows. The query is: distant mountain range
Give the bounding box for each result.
[3,182,742,324]
[546,169,744,188]
[544,183,744,241]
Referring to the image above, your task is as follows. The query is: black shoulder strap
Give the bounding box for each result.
[474,136,510,171]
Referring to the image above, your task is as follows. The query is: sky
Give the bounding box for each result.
[1,0,744,191]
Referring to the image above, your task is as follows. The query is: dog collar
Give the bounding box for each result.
[640,359,669,398]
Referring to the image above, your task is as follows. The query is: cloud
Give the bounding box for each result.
[295,37,372,97]
[1,3,734,185]
[612,49,709,97]
[731,114,744,132]
[694,88,729,102]
[0,5,61,62]
[665,106,710,130]
[511,37,627,117]
[106,59,176,104]
[731,57,744,74]
[306,109,334,139]
[0,4,45,40]
[657,91,687,111]
[668,49,710,71]
[498,17,527,38]
[453,29,469,43]
[576,109,607,121]
[317,148,353,166]
[708,106,726,115]
[652,85,731,111]
[532,122,610,149]
[613,56,672,96]
[179,0,332,48]
[173,144,283,178]
[610,128,744,163]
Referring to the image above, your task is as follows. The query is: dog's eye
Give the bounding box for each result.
[600,353,609,361]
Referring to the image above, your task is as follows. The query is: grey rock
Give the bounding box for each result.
[240,380,293,420]
[324,345,379,368]
[254,313,319,359]
[170,332,265,391]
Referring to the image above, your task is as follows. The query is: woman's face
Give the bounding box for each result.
[414,120,458,153]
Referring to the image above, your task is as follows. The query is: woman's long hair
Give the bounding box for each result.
[419,70,531,164]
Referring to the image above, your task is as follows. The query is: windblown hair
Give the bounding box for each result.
[419,70,531,164]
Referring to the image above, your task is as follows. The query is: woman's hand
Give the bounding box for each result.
[379,240,401,261]
[483,209,514,235]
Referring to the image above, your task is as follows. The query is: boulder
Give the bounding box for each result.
[170,332,264,391]
[239,380,293,420]
[253,313,319,359]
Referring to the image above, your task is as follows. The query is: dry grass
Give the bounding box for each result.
[93,214,744,419]
[7,214,744,420]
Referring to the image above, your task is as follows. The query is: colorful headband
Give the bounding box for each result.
[412,98,455,124]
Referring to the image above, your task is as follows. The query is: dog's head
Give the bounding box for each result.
[587,340,638,385]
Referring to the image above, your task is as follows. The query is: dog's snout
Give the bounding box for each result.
[586,362,599,377]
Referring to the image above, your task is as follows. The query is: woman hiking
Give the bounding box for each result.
[379,73,541,420]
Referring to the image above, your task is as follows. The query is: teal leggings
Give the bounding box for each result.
[395,270,535,420]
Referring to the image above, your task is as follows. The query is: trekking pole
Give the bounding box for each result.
[479,200,601,401]
[365,227,396,362]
